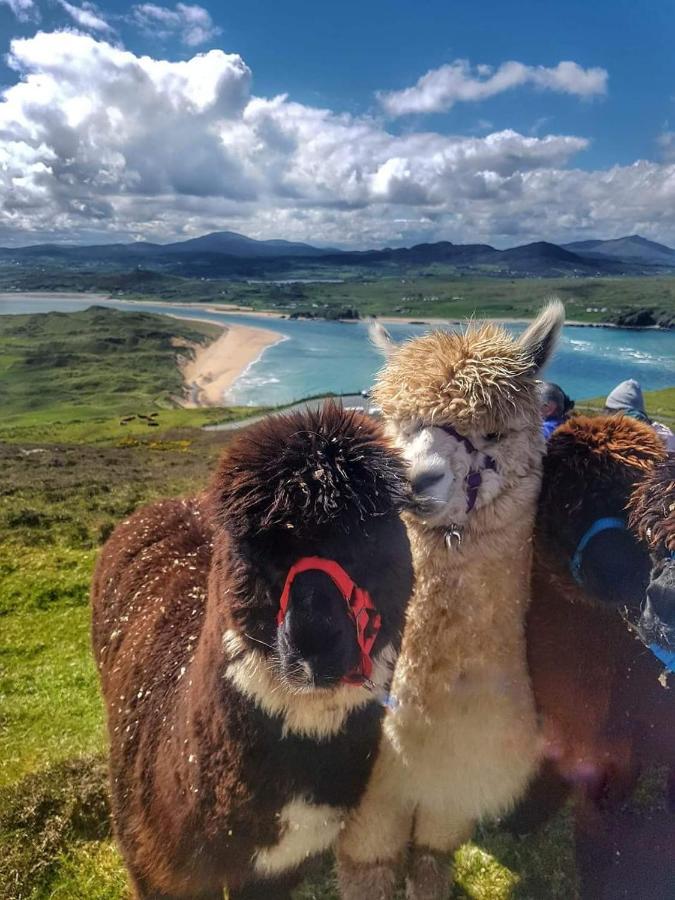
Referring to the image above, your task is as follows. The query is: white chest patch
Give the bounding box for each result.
[253,797,344,875]
[223,629,396,740]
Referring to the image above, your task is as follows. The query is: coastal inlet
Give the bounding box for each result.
[0,295,673,407]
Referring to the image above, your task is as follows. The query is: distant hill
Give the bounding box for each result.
[1,230,674,279]
[157,231,339,257]
[496,241,590,273]
[563,234,675,266]
[0,231,338,261]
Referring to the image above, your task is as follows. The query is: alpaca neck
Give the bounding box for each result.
[393,501,536,710]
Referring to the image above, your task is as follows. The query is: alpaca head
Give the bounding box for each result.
[370,300,564,531]
[210,402,413,691]
[629,456,675,650]
[539,415,666,613]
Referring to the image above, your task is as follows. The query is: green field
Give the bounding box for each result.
[0,307,668,899]
[3,267,675,326]
[0,307,255,443]
[124,273,673,327]
[207,274,675,327]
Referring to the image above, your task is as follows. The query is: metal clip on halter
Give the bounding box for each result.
[445,525,463,549]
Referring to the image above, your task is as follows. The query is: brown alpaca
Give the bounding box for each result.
[91,404,414,900]
[519,416,674,899]
[337,302,564,900]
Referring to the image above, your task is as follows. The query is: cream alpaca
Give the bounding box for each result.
[338,302,565,900]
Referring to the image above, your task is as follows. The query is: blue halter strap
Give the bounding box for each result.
[648,549,675,674]
[570,517,627,585]
[649,643,675,674]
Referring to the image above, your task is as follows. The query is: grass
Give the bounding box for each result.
[3,263,675,326]
[1,307,670,898]
[0,306,257,443]
[0,429,240,898]
[104,272,675,326]
[0,306,259,895]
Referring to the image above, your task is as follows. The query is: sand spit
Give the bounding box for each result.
[180,323,283,407]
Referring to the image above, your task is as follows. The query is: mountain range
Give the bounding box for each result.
[1,231,674,278]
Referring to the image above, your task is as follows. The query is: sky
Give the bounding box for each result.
[0,0,674,248]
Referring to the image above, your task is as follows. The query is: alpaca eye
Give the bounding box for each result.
[485,432,502,442]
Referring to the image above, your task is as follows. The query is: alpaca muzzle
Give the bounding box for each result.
[277,557,381,685]
[439,424,497,512]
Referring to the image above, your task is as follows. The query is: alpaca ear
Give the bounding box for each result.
[517,298,565,375]
[369,319,397,358]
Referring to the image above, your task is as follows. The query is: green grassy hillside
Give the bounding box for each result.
[0,306,251,442]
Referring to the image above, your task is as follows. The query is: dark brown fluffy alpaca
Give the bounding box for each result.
[517,415,675,898]
[91,404,413,900]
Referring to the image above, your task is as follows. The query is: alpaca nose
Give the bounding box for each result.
[411,470,444,497]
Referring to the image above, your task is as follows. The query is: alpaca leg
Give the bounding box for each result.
[133,892,222,900]
[336,855,400,900]
[130,880,223,900]
[229,875,298,900]
[337,750,413,900]
[127,862,224,900]
[337,793,411,899]
[405,809,473,900]
[405,847,451,900]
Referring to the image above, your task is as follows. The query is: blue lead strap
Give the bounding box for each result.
[649,550,675,675]
[649,643,675,674]
[570,517,627,585]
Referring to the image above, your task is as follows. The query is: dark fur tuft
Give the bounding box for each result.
[210,402,409,537]
[629,456,675,552]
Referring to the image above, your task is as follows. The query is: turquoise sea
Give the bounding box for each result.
[1,296,673,407]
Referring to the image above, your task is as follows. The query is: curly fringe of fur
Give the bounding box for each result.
[371,320,538,431]
[545,415,665,484]
[210,402,409,537]
[629,455,675,552]
[538,415,666,542]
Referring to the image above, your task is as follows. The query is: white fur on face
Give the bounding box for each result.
[392,424,507,528]
[223,630,397,740]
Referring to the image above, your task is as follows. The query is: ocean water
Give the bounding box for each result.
[1,296,673,407]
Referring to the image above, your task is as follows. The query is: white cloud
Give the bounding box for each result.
[130,3,221,46]
[0,0,39,22]
[0,32,673,248]
[379,59,608,117]
[58,0,112,32]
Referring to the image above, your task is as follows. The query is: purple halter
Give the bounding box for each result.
[439,424,497,512]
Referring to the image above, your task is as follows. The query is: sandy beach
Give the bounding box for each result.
[180,322,283,407]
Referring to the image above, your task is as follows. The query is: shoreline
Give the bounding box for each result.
[0,292,284,407]
[179,322,284,407]
[125,300,656,331]
[0,291,670,332]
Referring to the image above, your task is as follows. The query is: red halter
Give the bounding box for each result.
[277,557,381,685]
